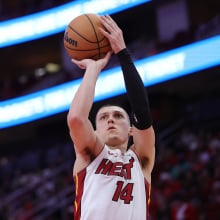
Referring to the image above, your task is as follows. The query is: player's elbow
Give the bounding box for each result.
[67,111,84,130]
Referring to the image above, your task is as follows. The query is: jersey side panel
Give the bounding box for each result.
[74,168,86,220]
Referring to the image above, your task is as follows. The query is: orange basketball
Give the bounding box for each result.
[63,13,111,60]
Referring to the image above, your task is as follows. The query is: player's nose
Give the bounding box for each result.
[107,115,114,124]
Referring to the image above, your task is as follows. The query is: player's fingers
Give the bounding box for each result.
[98,51,112,69]
[104,15,117,28]
[71,58,77,64]
[102,15,116,25]
[99,26,109,36]
[105,50,113,59]
[100,15,115,33]
[71,58,81,65]
[71,59,86,69]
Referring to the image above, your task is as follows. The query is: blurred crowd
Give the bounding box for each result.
[0,140,75,220]
[151,126,220,219]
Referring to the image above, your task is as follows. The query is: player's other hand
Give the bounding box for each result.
[99,15,126,54]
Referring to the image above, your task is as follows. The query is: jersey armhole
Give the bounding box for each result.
[129,147,151,185]
[73,144,106,178]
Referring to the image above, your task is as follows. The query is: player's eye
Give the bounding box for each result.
[100,115,108,120]
[114,113,123,119]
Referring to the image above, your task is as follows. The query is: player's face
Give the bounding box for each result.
[96,106,131,146]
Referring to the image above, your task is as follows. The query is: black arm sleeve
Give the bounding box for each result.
[117,48,152,129]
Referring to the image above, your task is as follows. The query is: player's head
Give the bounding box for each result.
[95,104,132,147]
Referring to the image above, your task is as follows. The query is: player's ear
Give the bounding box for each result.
[128,126,133,136]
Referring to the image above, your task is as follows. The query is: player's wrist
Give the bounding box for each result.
[116,48,132,64]
[114,47,126,54]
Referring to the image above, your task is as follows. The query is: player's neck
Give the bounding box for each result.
[107,144,127,153]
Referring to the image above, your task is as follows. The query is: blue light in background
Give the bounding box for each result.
[0,35,220,129]
[0,0,151,48]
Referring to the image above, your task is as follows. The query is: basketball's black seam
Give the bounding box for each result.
[67,25,105,43]
[85,14,101,58]
[68,25,99,43]
[65,44,109,52]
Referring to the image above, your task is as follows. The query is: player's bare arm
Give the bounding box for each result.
[67,52,112,173]
[131,126,155,182]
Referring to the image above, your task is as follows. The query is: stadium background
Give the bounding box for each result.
[0,0,220,219]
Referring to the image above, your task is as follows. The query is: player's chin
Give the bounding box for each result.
[106,136,122,146]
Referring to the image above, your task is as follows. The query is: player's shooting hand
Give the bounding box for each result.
[71,51,112,71]
[100,15,126,54]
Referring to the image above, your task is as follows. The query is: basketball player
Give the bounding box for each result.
[67,15,155,220]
